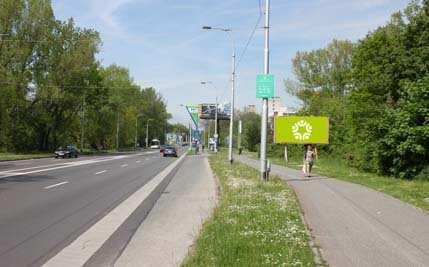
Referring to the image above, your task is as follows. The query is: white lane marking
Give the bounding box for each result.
[0,162,73,174]
[136,160,141,163]
[0,155,136,179]
[44,152,187,267]
[44,181,69,189]
[121,164,128,168]
[95,170,107,175]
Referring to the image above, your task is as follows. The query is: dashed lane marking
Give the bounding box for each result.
[44,181,69,189]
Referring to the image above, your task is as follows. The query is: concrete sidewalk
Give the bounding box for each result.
[115,154,217,267]
[236,155,429,267]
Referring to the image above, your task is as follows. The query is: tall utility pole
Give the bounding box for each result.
[260,0,270,181]
[135,115,139,150]
[116,111,120,151]
[189,122,192,145]
[228,49,236,163]
[81,94,85,152]
[202,26,235,160]
[145,119,152,148]
[214,100,218,152]
[201,81,219,152]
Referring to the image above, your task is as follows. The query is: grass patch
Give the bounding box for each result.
[244,151,429,212]
[182,151,316,267]
[0,152,51,161]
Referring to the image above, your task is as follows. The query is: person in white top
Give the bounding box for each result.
[303,144,318,177]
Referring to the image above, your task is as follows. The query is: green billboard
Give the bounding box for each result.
[274,116,329,144]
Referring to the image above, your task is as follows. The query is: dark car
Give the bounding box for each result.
[162,146,177,157]
[55,145,79,158]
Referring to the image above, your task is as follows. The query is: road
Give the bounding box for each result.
[0,151,178,267]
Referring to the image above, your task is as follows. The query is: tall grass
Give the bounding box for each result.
[182,151,316,266]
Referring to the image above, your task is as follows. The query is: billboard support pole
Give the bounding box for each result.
[284,145,288,163]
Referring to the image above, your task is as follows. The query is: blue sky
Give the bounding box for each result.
[51,0,409,124]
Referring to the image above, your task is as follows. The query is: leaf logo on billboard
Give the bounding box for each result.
[292,120,313,141]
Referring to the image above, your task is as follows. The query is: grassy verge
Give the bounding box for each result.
[0,152,51,161]
[244,151,429,212]
[182,151,316,266]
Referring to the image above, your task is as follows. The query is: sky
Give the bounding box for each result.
[51,0,409,124]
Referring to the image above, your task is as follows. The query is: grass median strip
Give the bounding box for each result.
[182,152,316,267]
[0,152,51,161]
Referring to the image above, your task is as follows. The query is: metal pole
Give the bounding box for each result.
[260,0,270,181]
[81,94,85,152]
[116,111,120,151]
[135,116,138,150]
[228,50,236,164]
[214,98,218,152]
[146,120,149,148]
[238,120,242,150]
[189,122,192,146]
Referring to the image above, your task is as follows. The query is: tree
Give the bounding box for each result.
[287,39,354,154]
[238,111,261,152]
[349,0,429,177]
[0,0,171,153]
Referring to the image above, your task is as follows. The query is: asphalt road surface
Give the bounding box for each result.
[0,151,178,267]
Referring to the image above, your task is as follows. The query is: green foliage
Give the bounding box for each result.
[0,0,170,152]
[347,0,429,178]
[287,1,429,179]
[238,111,261,152]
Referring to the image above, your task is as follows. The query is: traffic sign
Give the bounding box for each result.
[256,74,274,98]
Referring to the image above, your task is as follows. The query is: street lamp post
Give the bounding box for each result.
[202,26,236,163]
[260,0,271,181]
[135,113,143,150]
[201,81,219,152]
[146,118,153,149]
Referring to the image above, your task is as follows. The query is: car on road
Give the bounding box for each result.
[162,146,177,157]
[150,139,160,149]
[54,145,79,158]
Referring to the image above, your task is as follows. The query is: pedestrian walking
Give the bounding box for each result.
[303,145,317,177]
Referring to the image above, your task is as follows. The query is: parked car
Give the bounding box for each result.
[54,145,79,158]
[162,146,177,157]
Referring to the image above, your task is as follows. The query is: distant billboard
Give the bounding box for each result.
[198,103,230,120]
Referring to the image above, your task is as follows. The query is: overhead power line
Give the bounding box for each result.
[235,0,264,70]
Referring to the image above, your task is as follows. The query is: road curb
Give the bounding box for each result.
[43,152,187,267]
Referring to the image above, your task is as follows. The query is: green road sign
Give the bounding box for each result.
[274,116,329,144]
[186,105,199,128]
[256,74,274,98]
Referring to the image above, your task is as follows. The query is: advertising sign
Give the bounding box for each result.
[198,103,231,120]
[256,74,274,98]
[274,116,329,144]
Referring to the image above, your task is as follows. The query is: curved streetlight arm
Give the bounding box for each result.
[202,26,236,60]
